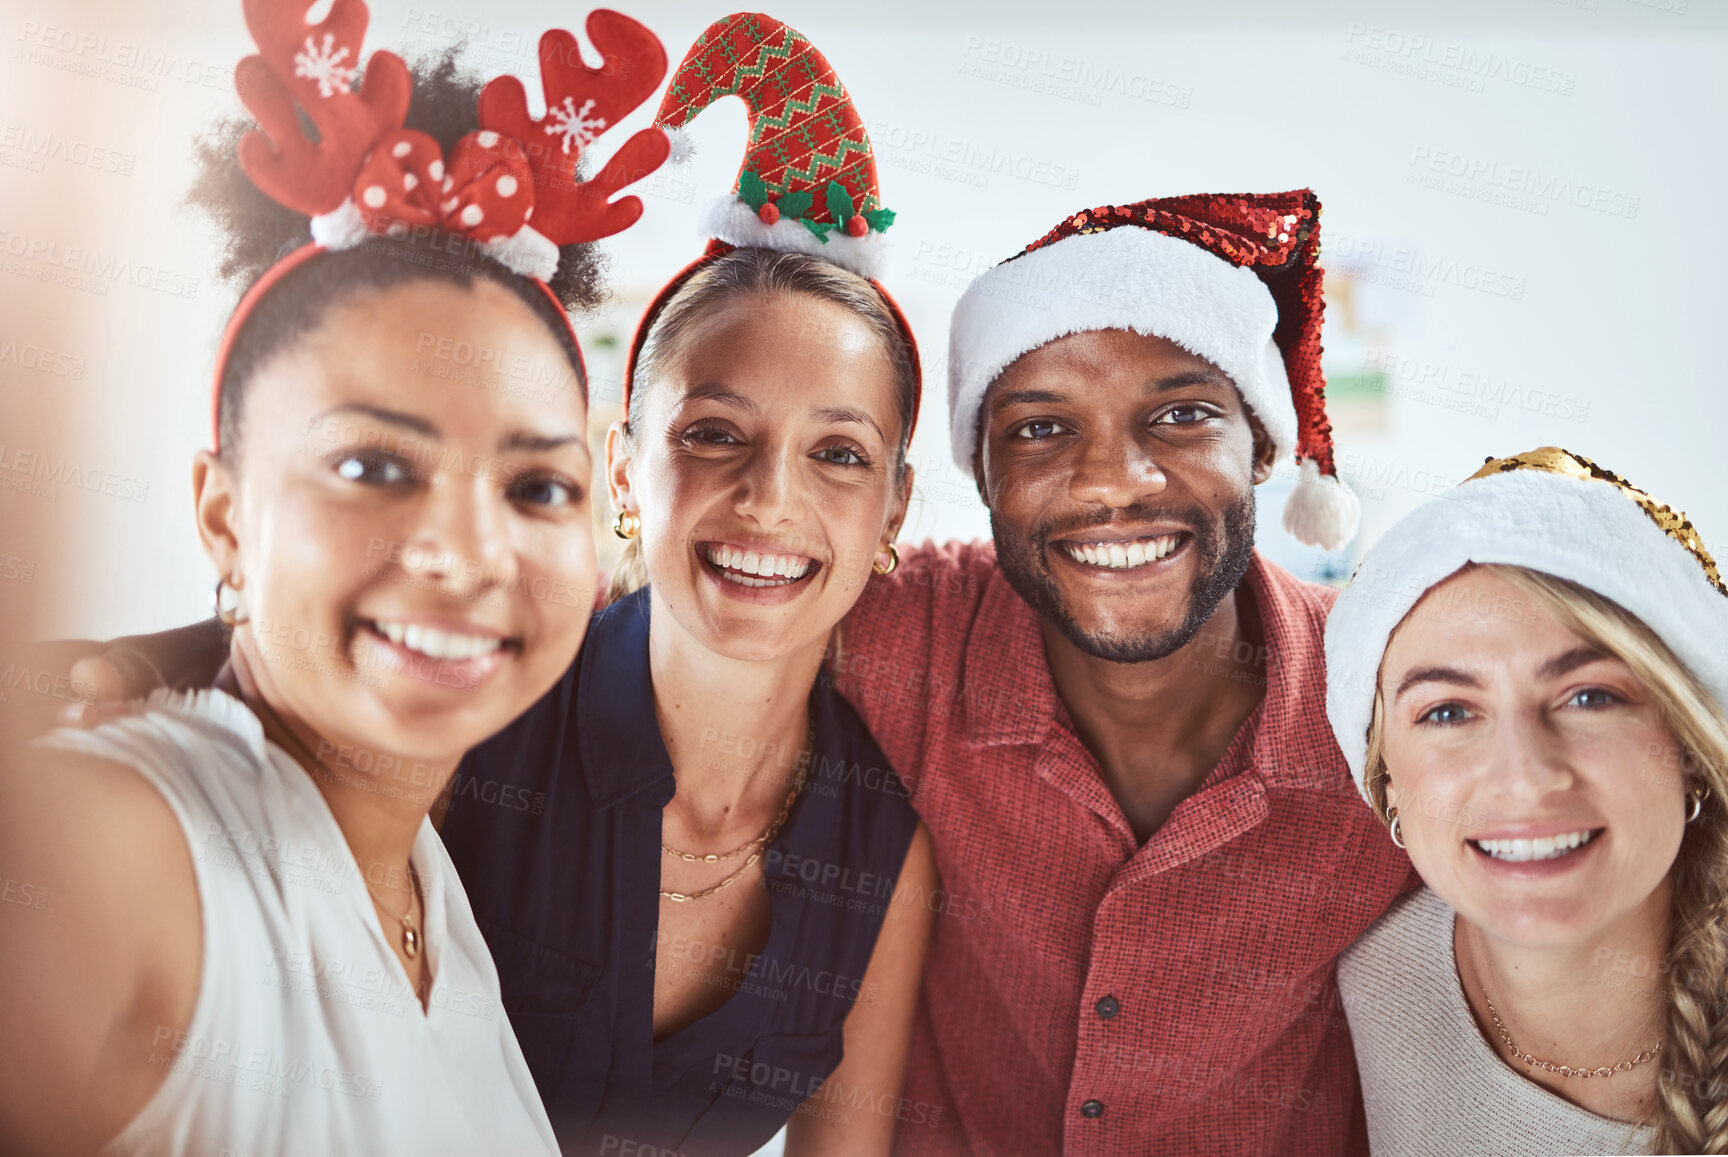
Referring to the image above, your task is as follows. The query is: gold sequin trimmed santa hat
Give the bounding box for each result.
[1325,446,1728,800]
[946,191,1359,551]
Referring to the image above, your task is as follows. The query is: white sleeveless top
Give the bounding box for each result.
[1338,886,1655,1156]
[37,689,558,1157]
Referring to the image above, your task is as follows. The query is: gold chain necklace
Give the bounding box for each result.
[1481,987,1663,1079]
[659,709,814,903]
[364,866,423,960]
[243,685,432,967]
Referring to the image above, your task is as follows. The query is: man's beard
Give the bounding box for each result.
[991,488,1258,664]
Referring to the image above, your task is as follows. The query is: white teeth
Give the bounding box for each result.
[1062,535,1181,570]
[1474,829,1597,862]
[374,620,502,662]
[702,545,813,584]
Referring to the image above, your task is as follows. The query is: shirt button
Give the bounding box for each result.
[1095,995,1120,1020]
[1080,1099,1104,1119]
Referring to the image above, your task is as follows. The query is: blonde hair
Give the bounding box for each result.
[606,537,651,606]
[1363,563,1728,1151]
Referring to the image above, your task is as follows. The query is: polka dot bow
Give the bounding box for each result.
[234,0,672,279]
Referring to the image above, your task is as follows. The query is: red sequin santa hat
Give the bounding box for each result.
[946,191,1359,551]
[210,0,672,450]
[623,12,917,425]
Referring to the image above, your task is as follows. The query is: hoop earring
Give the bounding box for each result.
[213,575,249,627]
[1386,807,1406,849]
[613,510,641,541]
[1686,784,1710,824]
[872,543,899,576]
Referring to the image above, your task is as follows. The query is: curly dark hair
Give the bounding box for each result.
[187,48,607,458]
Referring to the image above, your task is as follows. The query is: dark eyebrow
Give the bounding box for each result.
[813,405,886,443]
[499,430,586,455]
[1394,665,1482,703]
[1156,369,1235,392]
[1537,645,1611,681]
[991,388,1068,410]
[315,403,440,439]
[989,369,1235,413]
[682,382,758,412]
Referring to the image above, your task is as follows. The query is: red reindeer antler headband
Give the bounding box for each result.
[211,0,670,448]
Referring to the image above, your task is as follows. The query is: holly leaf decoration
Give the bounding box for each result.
[863,206,896,233]
[825,181,855,227]
[778,189,814,220]
[800,218,835,243]
[738,170,768,211]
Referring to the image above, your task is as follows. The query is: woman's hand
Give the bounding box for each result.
[57,656,146,728]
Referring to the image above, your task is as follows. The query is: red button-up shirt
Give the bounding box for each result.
[835,542,1413,1156]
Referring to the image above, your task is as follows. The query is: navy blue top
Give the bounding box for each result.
[440,587,920,1156]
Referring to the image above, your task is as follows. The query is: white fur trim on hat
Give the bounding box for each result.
[1324,468,1728,801]
[945,227,1298,474]
[698,195,889,280]
[309,198,369,251]
[482,225,560,281]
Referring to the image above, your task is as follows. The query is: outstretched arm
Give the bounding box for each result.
[784,823,938,1157]
[0,746,201,1154]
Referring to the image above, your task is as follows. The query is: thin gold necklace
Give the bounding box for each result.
[659,707,814,903]
[243,685,431,964]
[1480,987,1663,1079]
[365,866,423,960]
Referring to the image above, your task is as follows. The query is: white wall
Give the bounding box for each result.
[2,0,1721,640]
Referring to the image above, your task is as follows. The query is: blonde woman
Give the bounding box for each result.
[1325,447,1728,1155]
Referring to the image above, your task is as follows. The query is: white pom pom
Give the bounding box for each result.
[664,124,698,167]
[308,198,369,250]
[482,225,560,281]
[1282,458,1361,551]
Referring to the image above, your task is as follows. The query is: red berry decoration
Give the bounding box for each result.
[758,201,780,224]
[846,213,868,237]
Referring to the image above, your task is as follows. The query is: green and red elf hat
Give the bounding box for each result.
[946,191,1359,551]
[656,11,895,279]
[624,12,918,422]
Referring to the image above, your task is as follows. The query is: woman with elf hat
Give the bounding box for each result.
[0,0,673,1152]
[438,16,937,1154]
[37,11,939,1156]
[1326,447,1728,1154]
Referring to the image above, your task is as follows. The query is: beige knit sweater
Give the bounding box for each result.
[1338,887,1655,1156]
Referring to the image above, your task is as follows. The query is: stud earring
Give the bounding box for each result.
[613,510,641,540]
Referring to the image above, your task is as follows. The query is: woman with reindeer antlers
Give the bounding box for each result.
[0,1,671,1153]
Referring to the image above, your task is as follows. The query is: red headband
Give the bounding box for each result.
[622,241,922,442]
[210,243,584,447]
[211,0,671,451]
